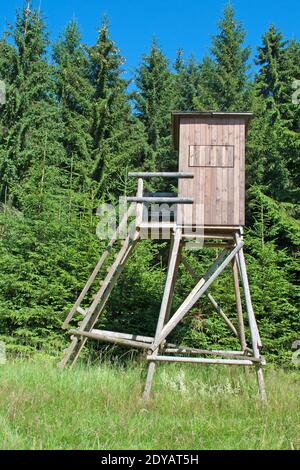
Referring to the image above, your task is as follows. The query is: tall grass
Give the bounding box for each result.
[0,358,299,450]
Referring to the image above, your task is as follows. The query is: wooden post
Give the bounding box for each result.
[165,240,183,325]
[232,257,247,351]
[235,232,267,401]
[143,228,182,400]
[136,178,144,228]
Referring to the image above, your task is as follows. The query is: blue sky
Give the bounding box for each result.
[1,0,299,78]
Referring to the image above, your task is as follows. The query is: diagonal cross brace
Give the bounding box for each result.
[181,257,238,337]
[151,241,243,351]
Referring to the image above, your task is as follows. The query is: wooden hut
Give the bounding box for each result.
[172,111,252,227]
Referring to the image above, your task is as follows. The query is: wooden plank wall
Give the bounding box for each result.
[178,117,245,227]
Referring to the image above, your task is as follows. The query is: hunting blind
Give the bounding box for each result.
[59,111,266,401]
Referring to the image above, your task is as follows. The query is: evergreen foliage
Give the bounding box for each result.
[194,4,251,111]
[0,3,299,364]
[134,40,177,176]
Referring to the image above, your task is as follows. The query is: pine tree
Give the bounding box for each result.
[255,26,300,128]
[195,4,251,111]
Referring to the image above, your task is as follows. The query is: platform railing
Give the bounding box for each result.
[127,172,194,204]
[128,172,194,179]
[127,172,194,227]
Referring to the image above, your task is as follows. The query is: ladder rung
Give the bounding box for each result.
[76,306,87,316]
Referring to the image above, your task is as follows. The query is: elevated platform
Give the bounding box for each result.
[58,171,266,401]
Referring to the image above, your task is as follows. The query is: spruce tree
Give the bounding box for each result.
[255,25,288,122]
[88,18,144,199]
[254,26,300,201]
[134,39,176,174]
[0,3,66,207]
[195,4,251,111]
[174,50,201,110]
[53,20,94,190]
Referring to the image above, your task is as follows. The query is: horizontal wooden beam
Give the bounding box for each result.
[183,234,234,240]
[164,347,249,358]
[69,329,152,350]
[139,222,176,229]
[76,307,87,316]
[128,172,194,179]
[91,329,154,344]
[127,197,194,204]
[147,355,261,366]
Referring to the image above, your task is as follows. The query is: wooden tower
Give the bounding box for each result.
[59,111,267,401]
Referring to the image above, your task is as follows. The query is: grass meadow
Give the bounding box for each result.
[0,358,299,450]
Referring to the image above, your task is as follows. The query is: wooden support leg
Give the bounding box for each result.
[165,240,183,325]
[232,257,247,351]
[143,228,182,400]
[58,231,140,369]
[236,234,267,401]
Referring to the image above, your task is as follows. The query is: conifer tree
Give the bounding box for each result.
[254,26,300,201]
[53,20,94,189]
[134,40,176,173]
[88,18,144,199]
[255,25,288,122]
[0,3,65,207]
[195,4,251,111]
[174,50,201,110]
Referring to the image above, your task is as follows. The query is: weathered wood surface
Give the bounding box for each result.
[164,347,251,359]
[58,231,140,369]
[69,329,152,350]
[235,232,267,401]
[178,116,246,226]
[128,172,194,178]
[232,257,247,350]
[92,329,154,343]
[182,234,234,240]
[136,177,144,228]
[235,235,262,349]
[127,197,193,204]
[143,229,182,400]
[147,355,261,366]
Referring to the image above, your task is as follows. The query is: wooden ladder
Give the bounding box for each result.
[58,206,140,369]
